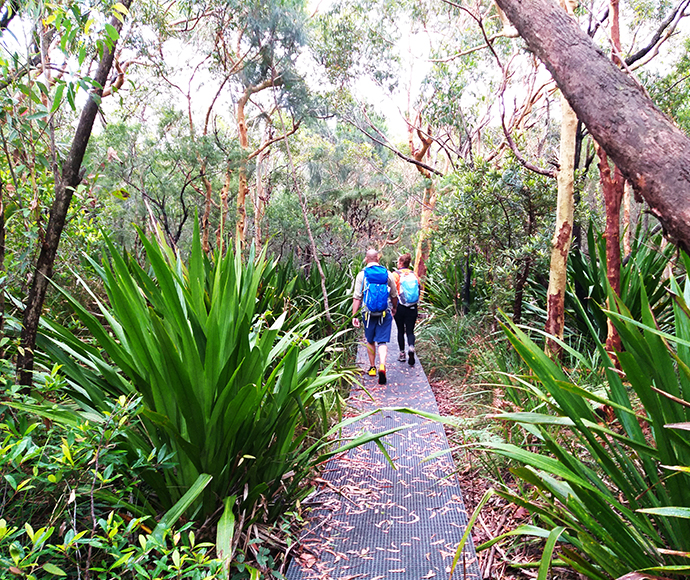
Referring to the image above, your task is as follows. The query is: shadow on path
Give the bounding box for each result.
[287,339,481,580]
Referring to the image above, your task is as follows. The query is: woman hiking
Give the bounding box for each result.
[392,253,420,365]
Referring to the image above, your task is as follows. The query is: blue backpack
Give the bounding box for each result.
[362,265,390,316]
[398,270,420,305]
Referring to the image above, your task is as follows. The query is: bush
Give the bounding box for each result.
[487,263,690,579]
[35,224,356,531]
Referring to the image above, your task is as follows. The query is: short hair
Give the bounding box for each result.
[365,248,380,262]
[399,253,412,268]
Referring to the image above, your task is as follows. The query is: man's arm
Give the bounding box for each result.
[352,298,362,327]
[352,272,364,328]
[388,274,398,316]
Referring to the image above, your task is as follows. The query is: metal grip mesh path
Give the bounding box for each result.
[287,342,481,580]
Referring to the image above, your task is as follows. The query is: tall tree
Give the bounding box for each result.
[16,0,133,386]
[494,0,690,255]
[545,0,577,357]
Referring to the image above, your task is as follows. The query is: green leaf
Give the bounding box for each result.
[152,473,212,542]
[637,507,690,519]
[43,563,67,576]
[216,495,236,571]
[537,527,565,580]
[105,23,119,42]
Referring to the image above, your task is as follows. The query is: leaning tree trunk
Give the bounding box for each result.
[408,119,435,283]
[494,0,690,254]
[17,0,133,386]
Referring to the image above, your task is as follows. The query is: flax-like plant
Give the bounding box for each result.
[38,224,357,523]
[485,262,690,579]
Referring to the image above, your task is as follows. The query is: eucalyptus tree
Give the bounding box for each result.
[140,0,311,253]
[495,0,690,254]
[0,0,135,385]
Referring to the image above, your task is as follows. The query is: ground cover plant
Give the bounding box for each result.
[482,265,690,579]
[0,225,398,578]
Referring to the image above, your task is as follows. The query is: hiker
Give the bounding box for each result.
[352,248,398,385]
[392,253,420,365]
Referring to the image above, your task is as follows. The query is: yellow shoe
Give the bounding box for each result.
[367,366,377,377]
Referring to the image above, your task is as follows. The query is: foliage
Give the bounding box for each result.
[37,224,354,526]
[527,222,676,342]
[486,264,690,579]
[424,258,467,315]
[0,384,233,579]
[433,160,554,318]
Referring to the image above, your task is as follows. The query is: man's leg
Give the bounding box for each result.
[363,317,378,376]
[367,342,376,367]
[374,315,393,384]
[378,343,388,368]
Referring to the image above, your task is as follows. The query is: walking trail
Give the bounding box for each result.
[287,339,481,580]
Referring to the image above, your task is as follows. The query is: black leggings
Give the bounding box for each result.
[394,304,418,352]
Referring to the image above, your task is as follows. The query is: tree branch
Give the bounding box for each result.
[625,0,690,66]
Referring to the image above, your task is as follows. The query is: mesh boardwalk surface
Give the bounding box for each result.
[287,340,481,580]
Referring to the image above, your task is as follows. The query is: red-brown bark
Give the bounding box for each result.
[599,147,624,353]
[495,0,690,254]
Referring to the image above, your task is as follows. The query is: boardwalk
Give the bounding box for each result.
[287,341,481,580]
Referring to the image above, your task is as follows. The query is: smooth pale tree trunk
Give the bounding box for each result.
[17,0,133,386]
[414,183,436,281]
[623,181,632,256]
[200,167,214,252]
[545,0,577,357]
[253,150,268,251]
[234,78,278,251]
[494,0,690,254]
[544,93,576,356]
[409,121,435,282]
[216,161,233,254]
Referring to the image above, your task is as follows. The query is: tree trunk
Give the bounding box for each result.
[623,181,632,257]
[234,78,279,251]
[545,90,577,357]
[17,0,133,386]
[200,168,214,253]
[413,181,436,281]
[599,147,624,353]
[0,180,5,359]
[513,256,532,325]
[253,142,269,251]
[494,0,690,254]
[408,119,436,283]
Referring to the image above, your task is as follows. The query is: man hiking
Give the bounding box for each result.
[352,248,398,385]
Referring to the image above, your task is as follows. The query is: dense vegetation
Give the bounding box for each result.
[2,0,690,578]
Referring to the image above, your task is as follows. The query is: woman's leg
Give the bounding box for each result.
[394,307,406,352]
[406,306,418,349]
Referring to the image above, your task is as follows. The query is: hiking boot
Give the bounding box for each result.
[398,351,406,362]
[408,349,415,366]
[367,366,377,377]
[378,365,387,385]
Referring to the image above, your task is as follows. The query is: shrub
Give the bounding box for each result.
[35,224,357,529]
[486,264,690,579]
